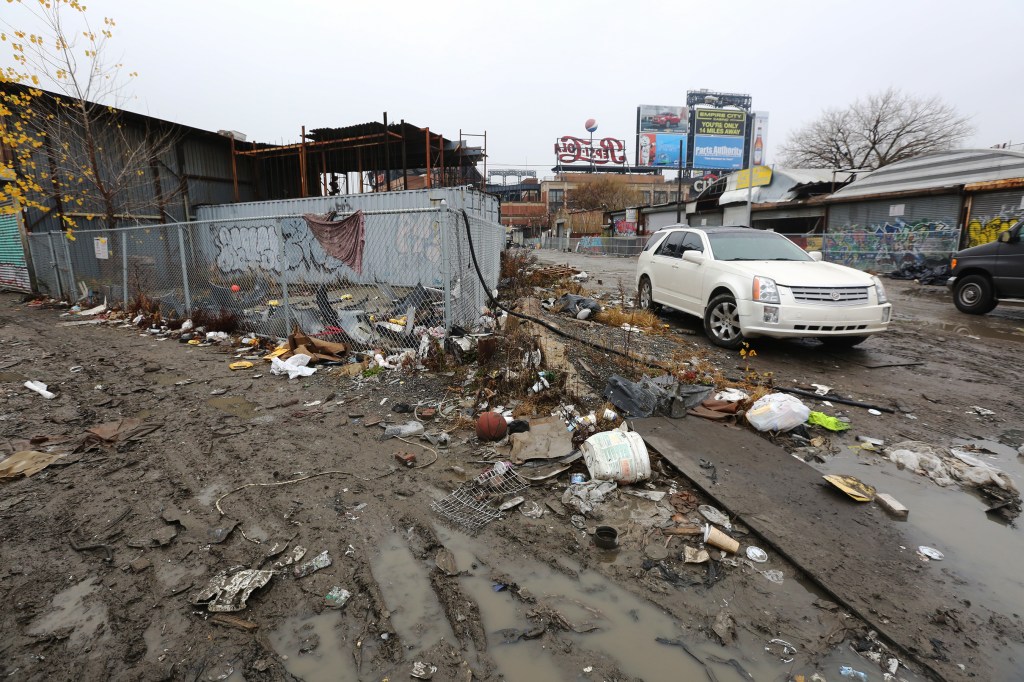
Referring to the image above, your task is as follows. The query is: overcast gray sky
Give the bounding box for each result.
[7,0,1023,177]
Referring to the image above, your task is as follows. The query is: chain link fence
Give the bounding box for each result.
[539,235,646,258]
[26,207,504,348]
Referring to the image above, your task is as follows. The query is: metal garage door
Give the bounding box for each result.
[967,189,1024,247]
[0,201,32,292]
[825,194,962,272]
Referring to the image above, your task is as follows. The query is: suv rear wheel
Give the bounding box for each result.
[953,275,997,315]
[638,276,659,312]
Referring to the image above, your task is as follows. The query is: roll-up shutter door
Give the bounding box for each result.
[825,195,962,272]
[0,201,32,293]
[967,190,1024,247]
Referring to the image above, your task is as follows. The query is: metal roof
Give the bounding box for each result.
[829,149,1024,200]
[719,168,857,205]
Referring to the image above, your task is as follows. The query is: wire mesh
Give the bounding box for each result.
[431,462,529,533]
[25,206,505,348]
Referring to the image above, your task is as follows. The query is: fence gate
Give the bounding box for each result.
[0,201,32,292]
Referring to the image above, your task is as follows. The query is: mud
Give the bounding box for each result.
[0,270,1020,681]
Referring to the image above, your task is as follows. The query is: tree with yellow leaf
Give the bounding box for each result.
[1,0,180,236]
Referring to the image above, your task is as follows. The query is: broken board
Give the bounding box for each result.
[632,416,986,681]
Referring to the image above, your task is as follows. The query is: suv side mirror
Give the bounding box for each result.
[998,230,1012,243]
[808,251,823,262]
[682,250,706,264]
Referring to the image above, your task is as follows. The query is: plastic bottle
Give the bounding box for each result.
[839,666,868,681]
[383,421,424,438]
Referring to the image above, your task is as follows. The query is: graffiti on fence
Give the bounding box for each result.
[576,236,604,254]
[212,214,447,287]
[966,212,1020,248]
[825,218,958,271]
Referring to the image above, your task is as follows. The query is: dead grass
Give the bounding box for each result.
[594,307,662,331]
[189,307,240,333]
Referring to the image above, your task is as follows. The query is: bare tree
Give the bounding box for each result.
[1,0,180,233]
[779,88,973,170]
[567,176,642,211]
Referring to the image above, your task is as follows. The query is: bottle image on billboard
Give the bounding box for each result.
[753,126,764,166]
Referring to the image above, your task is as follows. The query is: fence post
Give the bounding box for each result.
[276,219,292,333]
[440,207,452,332]
[46,232,63,300]
[177,224,192,315]
[61,233,77,301]
[122,230,129,305]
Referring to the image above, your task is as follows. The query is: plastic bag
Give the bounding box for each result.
[746,393,810,432]
[270,354,316,379]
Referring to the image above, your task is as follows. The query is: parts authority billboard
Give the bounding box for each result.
[692,109,747,170]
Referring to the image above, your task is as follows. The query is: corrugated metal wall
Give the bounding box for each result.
[23,124,256,233]
[0,199,32,292]
[826,195,962,271]
[194,186,499,223]
[966,189,1024,247]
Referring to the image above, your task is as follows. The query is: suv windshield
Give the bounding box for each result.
[707,231,812,262]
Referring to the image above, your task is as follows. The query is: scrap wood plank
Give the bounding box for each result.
[631,416,987,682]
[209,614,259,632]
[532,265,580,279]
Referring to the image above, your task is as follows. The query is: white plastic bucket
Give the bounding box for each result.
[581,430,651,484]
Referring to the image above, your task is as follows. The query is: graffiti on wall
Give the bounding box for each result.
[213,214,444,286]
[966,211,1021,248]
[825,218,959,272]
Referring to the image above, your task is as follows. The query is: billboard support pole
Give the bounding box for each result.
[746,111,755,227]
[676,140,683,224]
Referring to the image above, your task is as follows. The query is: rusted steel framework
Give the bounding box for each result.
[233,115,485,200]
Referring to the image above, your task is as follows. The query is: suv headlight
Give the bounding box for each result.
[752,276,780,304]
[871,276,888,304]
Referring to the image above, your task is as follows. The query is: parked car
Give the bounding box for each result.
[947,220,1024,314]
[635,226,892,349]
[650,113,682,128]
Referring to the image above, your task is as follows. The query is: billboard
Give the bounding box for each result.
[693,109,747,170]
[554,136,627,165]
[638,132,688,168]
[751,110,768,167]
[638,105,689,134]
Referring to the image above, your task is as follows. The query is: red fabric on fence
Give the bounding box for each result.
[302,210,366,274]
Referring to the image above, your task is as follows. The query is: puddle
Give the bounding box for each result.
[370,534,456,654]
[0,371,27,382]
[817,439,1024,678]
[435,524,926,682]
[27,578,108,649]
[269,611,358,682]
[206,395,259,420]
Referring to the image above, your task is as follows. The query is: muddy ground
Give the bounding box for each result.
[0,255,1022,682]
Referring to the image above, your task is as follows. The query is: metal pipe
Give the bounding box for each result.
[230,135,240,203]
[177,224,192,314]
[425,127,432,188]
[47,231,63,300]
[299,125,308,198]
[401,119,408,190]
[276,220,291,333]
[122,233,128,305]
[62,233,76,301]
[383,112,390,191]
[676,139,684,224]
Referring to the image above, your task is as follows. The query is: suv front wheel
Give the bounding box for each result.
[704,293,744,349]
[953,275,997,315]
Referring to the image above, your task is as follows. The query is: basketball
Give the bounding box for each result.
[231,284,241,292]
[476,412,507,441]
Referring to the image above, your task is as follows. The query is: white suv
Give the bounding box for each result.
[636,226,892,349]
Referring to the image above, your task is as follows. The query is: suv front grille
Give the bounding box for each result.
[789,286,869,305]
